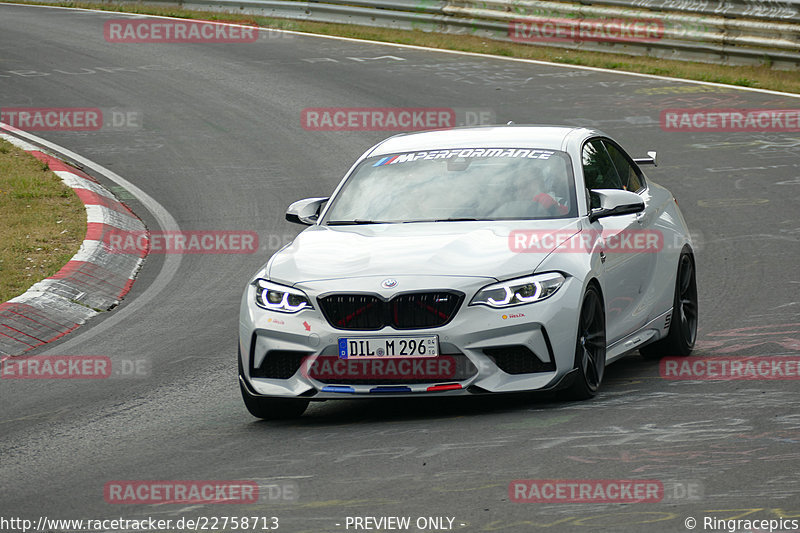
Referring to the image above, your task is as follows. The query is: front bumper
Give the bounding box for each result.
[238,275,582,399]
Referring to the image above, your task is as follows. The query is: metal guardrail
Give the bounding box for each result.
[582,0,800,22]
[110,0,800,68]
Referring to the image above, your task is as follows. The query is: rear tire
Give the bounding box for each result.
[238,347,309,419]
[564,285,606,400]
[640,250,697,359]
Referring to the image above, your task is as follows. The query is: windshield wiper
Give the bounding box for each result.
[434,217,492,222]
[327,218,495,225]
[325,219,393,225]
[403,217,494,223]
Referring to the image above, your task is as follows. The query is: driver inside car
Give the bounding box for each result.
[530,158,570,216]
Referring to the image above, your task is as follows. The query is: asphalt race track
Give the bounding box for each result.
[1,4,800,532]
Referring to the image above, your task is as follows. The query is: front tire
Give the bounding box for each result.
[239,347,309,419]
[239,381,309,420]
[564,285,606,400]
[640,250,697,359]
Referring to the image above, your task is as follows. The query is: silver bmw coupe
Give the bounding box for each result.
[239,126,698,418]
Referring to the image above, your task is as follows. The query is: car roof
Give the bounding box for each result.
[368,125,601,156]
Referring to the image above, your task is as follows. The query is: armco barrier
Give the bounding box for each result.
[88,0,800,68]
[582,0,800,22]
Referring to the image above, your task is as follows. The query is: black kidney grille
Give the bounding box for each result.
[391,292,461,329]
[318,292,463,330]
[320,294,383,330]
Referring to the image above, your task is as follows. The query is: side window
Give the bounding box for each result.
[604,141,644,192]
[582,140,623,191]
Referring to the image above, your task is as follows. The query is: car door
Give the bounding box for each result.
[603,139,660,331]
[581,138,654,344]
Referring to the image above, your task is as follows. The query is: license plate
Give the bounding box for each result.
[338,336,439,359]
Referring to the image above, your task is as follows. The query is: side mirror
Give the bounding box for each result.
[588,189,645,222]
[633,151,657,166]
[286,197,329,225]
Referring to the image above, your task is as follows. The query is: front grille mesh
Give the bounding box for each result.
[483,346,555,375]
[251,350,306,379]
[318,291,463,330]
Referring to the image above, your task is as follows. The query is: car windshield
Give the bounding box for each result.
[323,148,577,224]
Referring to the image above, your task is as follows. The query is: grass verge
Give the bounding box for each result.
[2,0,799,94]
[0,138,86,303]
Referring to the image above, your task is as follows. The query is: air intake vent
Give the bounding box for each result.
[483,346,555,375]
[251,350,307,379]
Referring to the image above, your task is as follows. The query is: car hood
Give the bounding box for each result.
[266,220,582,284]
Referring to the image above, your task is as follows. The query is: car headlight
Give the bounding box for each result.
[253,279,313,313]
[470,272,565,308]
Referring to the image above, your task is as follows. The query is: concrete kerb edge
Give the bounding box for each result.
[0,131,149,356]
